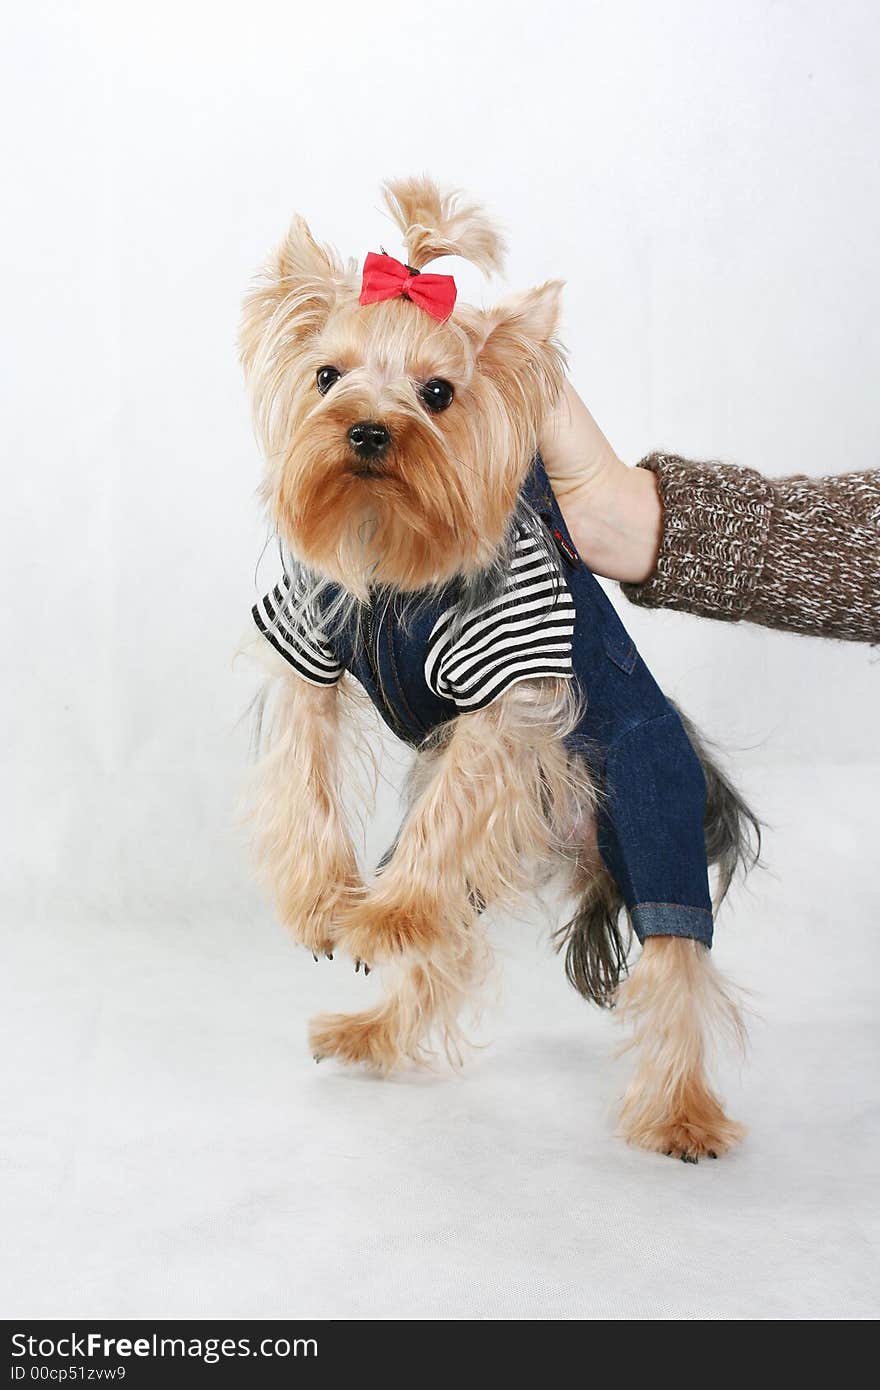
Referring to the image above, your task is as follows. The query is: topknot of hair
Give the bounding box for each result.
[381,176,507,276]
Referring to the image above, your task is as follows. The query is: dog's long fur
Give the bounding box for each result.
[242,178,756,1161]
[310,676,584,1071]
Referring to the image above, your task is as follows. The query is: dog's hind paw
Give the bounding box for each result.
[625,1111,745,1163]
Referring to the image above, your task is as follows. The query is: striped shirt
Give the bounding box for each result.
[252,523,576,710]
[251,577,342,686]
[424,525,575,710]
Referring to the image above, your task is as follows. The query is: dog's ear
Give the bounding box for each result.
[240,215,352,379]
[463,280,566,402]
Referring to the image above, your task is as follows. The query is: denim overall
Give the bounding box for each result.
[300,456,714,948]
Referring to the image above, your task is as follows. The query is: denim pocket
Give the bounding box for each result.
[602,620,638,675]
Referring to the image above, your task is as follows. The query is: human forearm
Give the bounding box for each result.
[541,382,880,643]
[553,462,663,585]
[623,456,880,642]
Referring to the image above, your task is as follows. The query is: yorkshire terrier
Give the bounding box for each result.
[240,178,759,1162]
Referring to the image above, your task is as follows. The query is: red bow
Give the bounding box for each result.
[359,251,457,322]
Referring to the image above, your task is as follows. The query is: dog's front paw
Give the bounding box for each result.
[334,889,448,965]
[279,868,364,958]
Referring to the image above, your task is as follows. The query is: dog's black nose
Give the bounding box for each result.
[347,420,391,459]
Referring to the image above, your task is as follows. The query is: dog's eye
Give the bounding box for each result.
[316,366,342,395]
[419,378,455,413]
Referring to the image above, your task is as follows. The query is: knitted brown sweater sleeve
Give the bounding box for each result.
[621,454,880,643]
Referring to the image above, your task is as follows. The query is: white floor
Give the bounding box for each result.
[3,767,879,1321]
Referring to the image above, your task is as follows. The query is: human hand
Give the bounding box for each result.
[539,380,662,584]
[540,378,623,499]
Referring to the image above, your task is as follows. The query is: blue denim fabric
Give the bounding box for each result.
[323,456,714,947]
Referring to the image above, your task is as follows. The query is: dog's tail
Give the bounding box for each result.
[554,861,630,1009]
[673,704,762,909]
[555,708,761,1008]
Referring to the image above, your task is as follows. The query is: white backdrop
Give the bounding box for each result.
[2,0,878,1321]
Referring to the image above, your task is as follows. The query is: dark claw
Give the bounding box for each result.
[313,1054,324,1063]
[363,964,371,976]
[326,952,333,961]
[355,959,361,973]
[708,1150,718,1160]
[681,1152,699,1164]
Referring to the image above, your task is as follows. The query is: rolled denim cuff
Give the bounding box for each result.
[631,902,714,948]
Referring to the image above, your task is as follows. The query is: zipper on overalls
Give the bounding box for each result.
[362,591,408,742]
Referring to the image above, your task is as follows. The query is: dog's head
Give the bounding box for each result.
[241,177,565,596]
